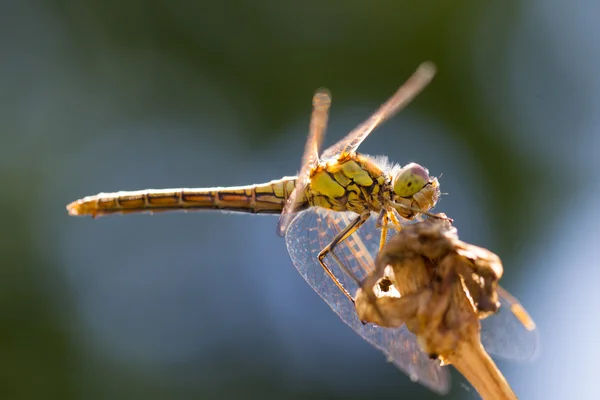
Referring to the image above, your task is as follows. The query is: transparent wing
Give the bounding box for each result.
[480,287,540,362]
[285,208,450,394]
[320,62,436,161]
[277,90,331,237]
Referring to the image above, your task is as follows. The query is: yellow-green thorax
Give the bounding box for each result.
[306,153,391,214]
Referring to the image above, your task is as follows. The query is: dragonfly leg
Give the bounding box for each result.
[378,213,389,251]
[387,208,404,230]
[378,209,402,251]
[318,212,371,303]
[396,203,451,222]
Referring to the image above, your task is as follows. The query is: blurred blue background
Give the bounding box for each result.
[1,1,598,399]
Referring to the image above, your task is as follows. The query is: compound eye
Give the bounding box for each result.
[393,163,430,197]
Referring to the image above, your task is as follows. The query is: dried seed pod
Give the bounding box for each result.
[355,216,529,400]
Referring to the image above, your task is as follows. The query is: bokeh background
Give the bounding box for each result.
[1,1,599,399]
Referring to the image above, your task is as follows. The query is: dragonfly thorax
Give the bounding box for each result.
[305,153,393,215]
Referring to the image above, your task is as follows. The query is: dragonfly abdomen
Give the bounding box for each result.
[67,177,300,217]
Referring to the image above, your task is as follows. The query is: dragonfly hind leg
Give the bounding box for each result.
[317,212,371,303]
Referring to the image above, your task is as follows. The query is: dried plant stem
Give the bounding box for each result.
[449,335,517,400]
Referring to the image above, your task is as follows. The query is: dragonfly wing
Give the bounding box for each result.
[285,208,450,394]
[277,89,331,237]
[320,62,436,161]
[480,287,540,361]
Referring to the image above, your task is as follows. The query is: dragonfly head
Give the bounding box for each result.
[392,163,430,197]
[391,163,440,219]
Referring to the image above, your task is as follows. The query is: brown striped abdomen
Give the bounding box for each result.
[67,177,300,217]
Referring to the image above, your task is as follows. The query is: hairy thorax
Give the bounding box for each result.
[306,153,391,214]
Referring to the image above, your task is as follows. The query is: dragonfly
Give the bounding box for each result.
[66,62,538,394]
[67,62,441,302]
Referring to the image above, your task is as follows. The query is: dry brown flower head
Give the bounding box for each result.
[355,215,533,399]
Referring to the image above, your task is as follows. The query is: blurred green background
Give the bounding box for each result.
[1,1,598,399]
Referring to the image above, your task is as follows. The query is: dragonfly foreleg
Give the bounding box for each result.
[317,212,371,303]
[377,209,403,251]
[377,210,390,252]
